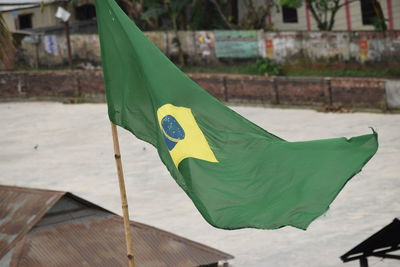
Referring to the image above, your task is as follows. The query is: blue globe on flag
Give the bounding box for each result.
[161,115,185,150]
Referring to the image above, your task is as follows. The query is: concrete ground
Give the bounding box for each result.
[0,102,399,267]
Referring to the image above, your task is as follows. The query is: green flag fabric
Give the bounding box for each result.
[95,0,378,230]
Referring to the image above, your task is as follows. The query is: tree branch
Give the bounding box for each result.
[306,0,324,29]
[209,0,236,29]
[328,0,341,30]
[337,0,359,9]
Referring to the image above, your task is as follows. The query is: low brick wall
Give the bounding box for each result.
[188,74,227,101]
[274,77,330,106]
[189,74,389,109]
[225,75,276,104]
[330,78,386,109]
[0,70,105,101]
[0,70,394,110]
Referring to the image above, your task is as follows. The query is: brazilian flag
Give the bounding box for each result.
[95,0,378,230]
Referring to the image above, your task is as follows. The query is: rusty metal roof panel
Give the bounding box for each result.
[9,215,232,266]
[0,185,64,259]
[1,185,233,266]
[131,220,234,265]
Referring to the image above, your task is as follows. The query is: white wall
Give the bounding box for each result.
[390,0,399,30]
[271,5,308,31]
[2,4,69,32]
[239,0,398,31]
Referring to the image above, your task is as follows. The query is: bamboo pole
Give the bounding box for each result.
[111,122,136,267]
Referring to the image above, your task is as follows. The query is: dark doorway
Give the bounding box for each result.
[361,0,377,25]
[282,6,298,23]
[18,13,33,29]
[75,4,96,20]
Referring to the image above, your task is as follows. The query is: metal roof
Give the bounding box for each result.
[0,185,233,266]
[0,0,64,12]
[0,0,59,4]
[0,4,37,12]
[0,185,64,259]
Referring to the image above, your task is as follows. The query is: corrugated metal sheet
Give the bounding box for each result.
[1,186,233,266]
[12,216,233,266]
[131,220,233,266]
[0,0,58,4]
[0,4,37,12]
[0,186,64,259]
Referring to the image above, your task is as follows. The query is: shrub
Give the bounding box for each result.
[255,58,281,76]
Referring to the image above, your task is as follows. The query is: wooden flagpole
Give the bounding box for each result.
[111,122,136,267]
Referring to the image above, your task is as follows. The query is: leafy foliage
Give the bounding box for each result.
[372,17,387,31]
[141,0,192,29]
[141,0,194,66]
[120,0,219,30]
[370,0,387,31]
[210,0,276,30]
[239,0,276,29]
[255,58,281,76]
[189,1,224,30]
[118,0,159,30]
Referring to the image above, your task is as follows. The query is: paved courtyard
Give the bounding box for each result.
[0,102,399,266]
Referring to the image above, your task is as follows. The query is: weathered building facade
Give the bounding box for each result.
[239,0,400,31]
[0,0,96,32]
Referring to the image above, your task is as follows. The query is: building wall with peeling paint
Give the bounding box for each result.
[17,30,400,68]
[239,0,399,31]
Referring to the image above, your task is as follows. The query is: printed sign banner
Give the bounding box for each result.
[195,31,215,57]
[266,40,274,59]
[359,40,369,61]
[43,35,58,56]
[214,31,259,58]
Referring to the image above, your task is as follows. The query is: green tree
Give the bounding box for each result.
[210,0,277,30]
[141,0,193,66]
[209,0,236,29]
[119,0,226,64]
[240,0,277,29]
[370,0,387,31]
[280,0,358,31]
[189,1,226,30]
[118,0,160,29]
[119,0,225,31]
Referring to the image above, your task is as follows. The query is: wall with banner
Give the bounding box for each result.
[17,30,400,68]
[214,31,259,58]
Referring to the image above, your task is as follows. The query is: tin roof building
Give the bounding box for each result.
[0,185,233,267]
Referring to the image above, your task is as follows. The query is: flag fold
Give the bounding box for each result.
[95,0,378,230]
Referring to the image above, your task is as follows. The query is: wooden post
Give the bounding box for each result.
[35,36,40,69]
[64,21,73,69]
[111,122,136,267]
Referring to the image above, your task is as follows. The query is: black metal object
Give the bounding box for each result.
[341,217,400,267]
